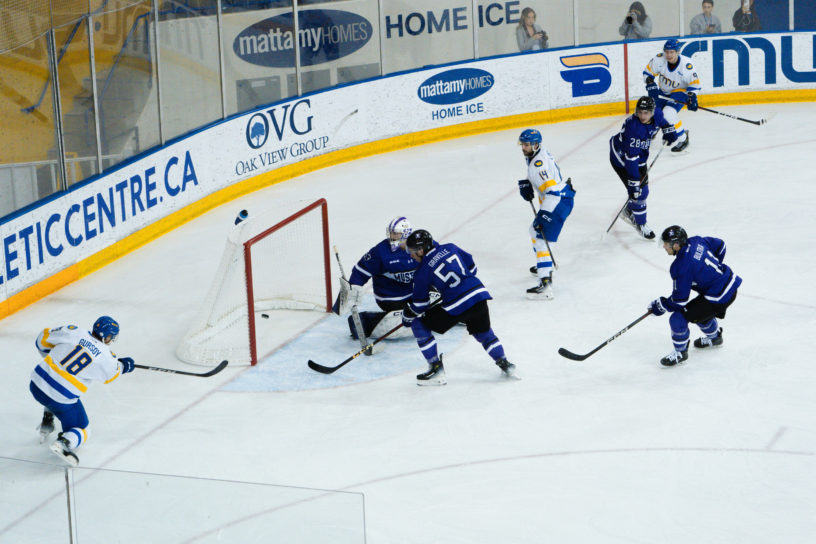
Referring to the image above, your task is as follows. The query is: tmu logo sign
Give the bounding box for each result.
[234,9,372,68]
[559,53,612,97]
[245,98,313,149]
[417,68,494,105]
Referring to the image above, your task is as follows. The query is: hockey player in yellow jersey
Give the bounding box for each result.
[29,316,135,466]
[643,39,700,153]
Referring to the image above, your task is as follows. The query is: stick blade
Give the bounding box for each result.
[201,360,229,377]
[558,347,589,361]
[308,360,337,374]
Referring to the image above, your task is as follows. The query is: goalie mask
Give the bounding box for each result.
[386,216,412,251]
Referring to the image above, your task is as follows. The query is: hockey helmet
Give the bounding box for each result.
[518,129,542,145]
[636,96,656,114]
[386,216,412,251]
[92,316,120,343]
[663,39,681,52]
[661,225,688,247]
[406,229,434,255]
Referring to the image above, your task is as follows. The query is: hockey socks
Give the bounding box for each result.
[473,329,505,360]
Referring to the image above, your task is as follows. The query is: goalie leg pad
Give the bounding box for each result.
[371,310,414,339]
[348,311,385,339]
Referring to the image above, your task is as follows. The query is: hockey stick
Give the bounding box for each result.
[308,299,443,374]
[333,246,375,356]
[308,323,402,374]
[665,97,767,125]
[557,311,651,361]
[529,200,558,270]
[605,143,666,235]
[134,360,228,377]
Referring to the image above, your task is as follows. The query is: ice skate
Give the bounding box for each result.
[49,434,78,467]
[529,265,538,277]
[416,357,446,386]
[694,327,723,349]
[660,349,688,367]
[620,208,636,227]
[526,278,554,300]
[637,223,656,240]
[37,411,55,444]
[495,357,520,380]
[671,131,690,153]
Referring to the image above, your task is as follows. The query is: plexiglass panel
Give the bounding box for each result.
[93,0,160,171]
[0,33,63,217]
[577,0,681,45]
[221,1,297,116]
[54,19,101,186]
[380,0,475,75]
[158,0,224,140]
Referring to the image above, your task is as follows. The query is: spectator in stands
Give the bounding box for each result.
[733,0,761,32]
[516,7,549,51]
[619,2,652,40]
[690,1,722,34]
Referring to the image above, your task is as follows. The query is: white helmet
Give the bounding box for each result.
[386,216,412,251]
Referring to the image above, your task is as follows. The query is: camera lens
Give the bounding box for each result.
[626,16,633,24]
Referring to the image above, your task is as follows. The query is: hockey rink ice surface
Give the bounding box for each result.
[2,102,815,543]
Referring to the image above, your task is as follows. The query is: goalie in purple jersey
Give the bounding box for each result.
[332,216,418,339]
[401,230,516,385]
[648,225,742,367]
[609,96,678,239]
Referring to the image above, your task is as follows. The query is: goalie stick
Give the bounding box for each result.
[558,311,651,361]
[333,245,376,356]
[605,142,666,236]
[134,360,228,377]
[528,200,558,270]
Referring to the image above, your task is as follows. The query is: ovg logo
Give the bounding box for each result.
[559,53,612,97]
[246,113,269,149]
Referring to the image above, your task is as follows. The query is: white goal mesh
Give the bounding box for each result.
[176,199,331,366]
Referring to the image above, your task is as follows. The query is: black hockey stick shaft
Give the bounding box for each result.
[697,105,766,125]
[665,96,766,125]
[308,323,403,374]
[134,360,228,377]
[558,311,652,361]
[529,200,558,270]
[605,143,666,234]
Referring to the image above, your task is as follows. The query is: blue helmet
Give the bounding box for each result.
[663,39,681,52]
[93,316,120,343]
[518,129,542,145]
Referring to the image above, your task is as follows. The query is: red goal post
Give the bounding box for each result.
[176,199,332,366]
[244,199,332,365]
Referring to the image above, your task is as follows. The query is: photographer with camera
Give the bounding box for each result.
[516,7,549,52]
[690,1,722,35]
[619,2,652,40]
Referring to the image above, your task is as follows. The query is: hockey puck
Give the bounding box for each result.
[261,313,269,319]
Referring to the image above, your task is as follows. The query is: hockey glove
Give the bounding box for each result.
[118,357,135,374]
[518,179,534,202]
[686,91,698,111]
[533,209,551,237]
[401,307,417,327]
[648,298,667,316]
[645,77,660,99]
[662,126,678,146]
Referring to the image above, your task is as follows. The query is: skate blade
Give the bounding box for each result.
[501,371,522,381]
[417,372,447,386]
[526,292,554,301]
[49,443,78,467]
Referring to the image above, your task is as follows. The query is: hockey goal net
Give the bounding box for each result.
[176,199,332,366]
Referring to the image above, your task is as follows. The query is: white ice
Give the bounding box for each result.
[2,102,815,543]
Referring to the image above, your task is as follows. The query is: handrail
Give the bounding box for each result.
[21,0,112,115]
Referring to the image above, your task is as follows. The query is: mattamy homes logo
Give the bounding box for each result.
[417,68,494,105]
[234,9,373,68]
